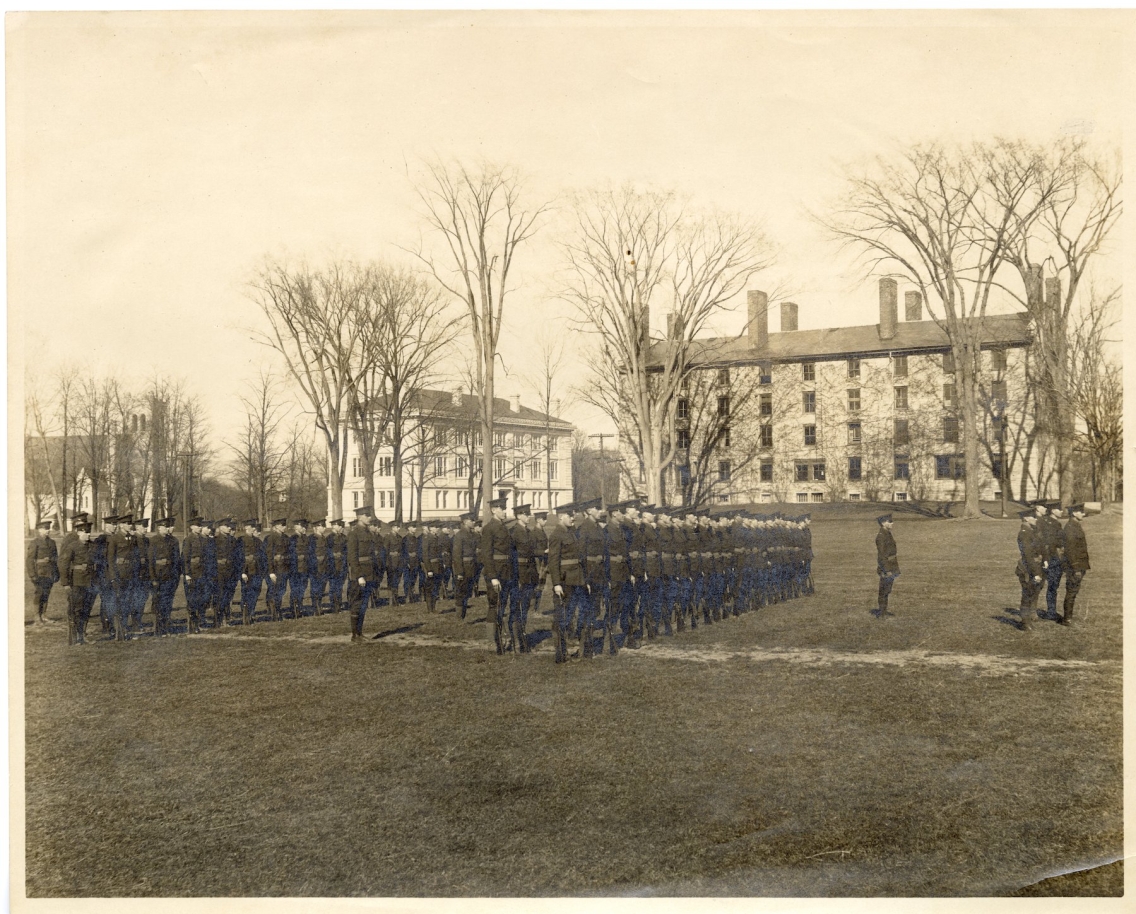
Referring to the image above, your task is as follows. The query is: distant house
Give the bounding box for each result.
[340,389,575,519]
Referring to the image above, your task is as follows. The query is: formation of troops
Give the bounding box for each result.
[25,496,1094,651]
[25,499,816,660]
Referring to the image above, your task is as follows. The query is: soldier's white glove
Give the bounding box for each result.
[1033,575,1042,583]
[185,575,192,583]
[269,574,276,583]
[491,578,500,589]
[358,577,366,587]
[630,576,636,585]
[1042,561,1049,569]
[554,585,564,597]
[241,574,248,582]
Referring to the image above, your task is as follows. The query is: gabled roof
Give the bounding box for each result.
[405,388,573,430]
[650,313,1032,368]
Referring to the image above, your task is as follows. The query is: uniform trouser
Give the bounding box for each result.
[878,572,897,613]
[214,575,240,624]
[487,579,516,652]
[347,579,379,635]
[1062,571,1085,622]
[1016,567,1040,619]
[68,585,96,643]
[266,574,287,618]
[112,582,132,636]
[311,573,329,612]
[510,582,535,651]
[403,566,420,602]
[32,580,53,617]
[288,573,309,616]
[441,566,453,598]
[421,569,440,610]
[184,580,212,629]
[131,581,150,627]
[1045,563,1064,617]
[327,574,346,611]
[553,585,589,662]
[453,571,472,616]
[240,576,262,622]
[153,579,179,633]
[385,566,403,604]
[96,585,113,632]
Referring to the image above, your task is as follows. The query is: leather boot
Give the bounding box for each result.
[676,604,686,633]
[607,621,620,655]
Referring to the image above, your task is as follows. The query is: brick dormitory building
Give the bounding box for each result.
[633,278,1037,506]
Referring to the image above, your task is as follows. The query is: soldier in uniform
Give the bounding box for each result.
[547,503,587,663]
[210,518,241,628]
[105,513,136,641]
[622,504,646,648]
[59,517,97,645]
[347,505,382,641]
[238,519,264,625]
[308,519,330,615]
[181,517,209,633]
[574,499,606,658]
[1060,504,1091,627]
[421,521,445,613]
[287,519,312,619]
[27,519,59,624]
[129,518,152,631]
[327,518,349,612]
[1015,509,1044,631]
[149,517,182,636]
[91,514,113,635]
[604,502,635,652]
[875,514,899,618]
[383,521,405,607]
[510,504,540,653]
[404,521,423,604]
[451,513,479,619]
[263,518,292,622]
[480,497,516,654]
[1040,504,1066,621]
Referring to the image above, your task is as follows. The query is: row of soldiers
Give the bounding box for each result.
[344,496,814,661]
[1015,501,1092,630]
[28,497,815,656]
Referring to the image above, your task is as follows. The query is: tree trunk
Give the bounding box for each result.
[481,358,495,520]
[956,341,982,518]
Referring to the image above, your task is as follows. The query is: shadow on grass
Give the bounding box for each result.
[371,622,426,640]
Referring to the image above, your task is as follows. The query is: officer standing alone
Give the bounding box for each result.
[875,514,899,618]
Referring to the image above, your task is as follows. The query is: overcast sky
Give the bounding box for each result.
[9,10,1125,447]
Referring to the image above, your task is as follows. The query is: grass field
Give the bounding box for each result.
[21,509,1123,897]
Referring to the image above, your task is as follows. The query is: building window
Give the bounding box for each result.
[848,456,862,480]
[514,459,524,480]
[758,361,772,385]
[991,379,1008,404]
[991,457,1004,481]
[721,427,731,448]
[848,358,861,379]
[803,363,815,382]
[435,425,447,447]
[494,431,506,448]
[532,435,543,451]
[435,456,447,477]
[550,461,558,481]
[796,493,809,503]
[795,463,809,482]
[895,457,910,480]
[352,457,364,479]
[848,422,861,444]
[677,399,689,420]
[717,367,731,386]
[848,492,861,502]
[813,462,826,481]
[718,460,731,482]
[551,491,559,508]
[760,461,773,482]
[803,391,816,413]
[353,491,360,508]
[894,386,909,410]
[549,436,558,454]
[378,456,393,477]
[677,429,690,450]
[943,416,959,444]
[760,393,772,416]
[935,455,966,479]
[718,494,730,504]
[990,348,1008,373]
[894,492,908,502]
[893,355,908,378]
[455,457,467,478]
[495,458,506,479]
[475,431,483,448]
[943,383,956,407]
[943,351,955,374]
[717,396,730,417]
[761,493,773,503]
[848,388,861,412]
[811,492,824,503]
[435,490,448,509]
[894,419,910,446]
[534,491,543,508]
[760,424,773,448]
[804,425,816,446]
[531,460,541,479]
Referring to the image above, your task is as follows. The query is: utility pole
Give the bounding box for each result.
[178,450,194,535]
[589,433,615,509]
[998,412,1008,518]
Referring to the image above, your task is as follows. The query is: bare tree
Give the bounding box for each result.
[71,376,118,523]
[25,378,61,528]
[249,259,369,521]
[1070,286,1122,503]
[412,160,547,521]
[228,371,292,524]
[524,327,569,513]
[823,142,1061,516]
[563,184,774,505]
[353,262,459,520]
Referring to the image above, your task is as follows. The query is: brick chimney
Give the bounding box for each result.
[451,390,463,408]
[878,278,898,340]
[639,305,650,353]
[666,312,685,340]
[904,290,922,322]
[780,302,798,332]
[510,394,521,413]
[747,290,769,348]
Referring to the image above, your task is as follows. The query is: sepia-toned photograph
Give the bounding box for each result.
[7,9,1129,905]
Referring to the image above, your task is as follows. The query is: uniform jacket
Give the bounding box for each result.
[107,530,136,586]
[263,530,294,578]
[607,522,632,586]
[214,532,242,582]
[1063,519,1090,573]
[149,533,183,583]
[422,530,445,573]
[239,534,266,578]
[1016,525,1044,578]
[451,527,478,576]
[26,535,59,583]
[480,518,514,582]
[876,528,899,575]
[546,523,584,587]
[576,516,607,586]
[348,524,382,582]
[329,531,349,578]
[60,538,98,588]
[1036,515,1064,561]
[511,523,542,587]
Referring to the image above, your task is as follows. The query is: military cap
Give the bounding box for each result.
[74,519,93,532]
[1070,504,1086,516]
[71,511,89,522]
[513,503,531,517]
[554,501,576,515]
[576,498,602,513]
[155,517,175,528]
[137,518,150,530]
[608,499,640,512]
[35,519,53,530]
[330,518,345,527]
[116,513,133,525]
[354,505,375,517]
[534,511,548,521]
[459,512,477,522]
[242,517,258,527]
[270,517,288,526]
[1018,510,1035,520]
[876,514,892,525]
[489,496,508,510]
[1032,502,1048,513]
